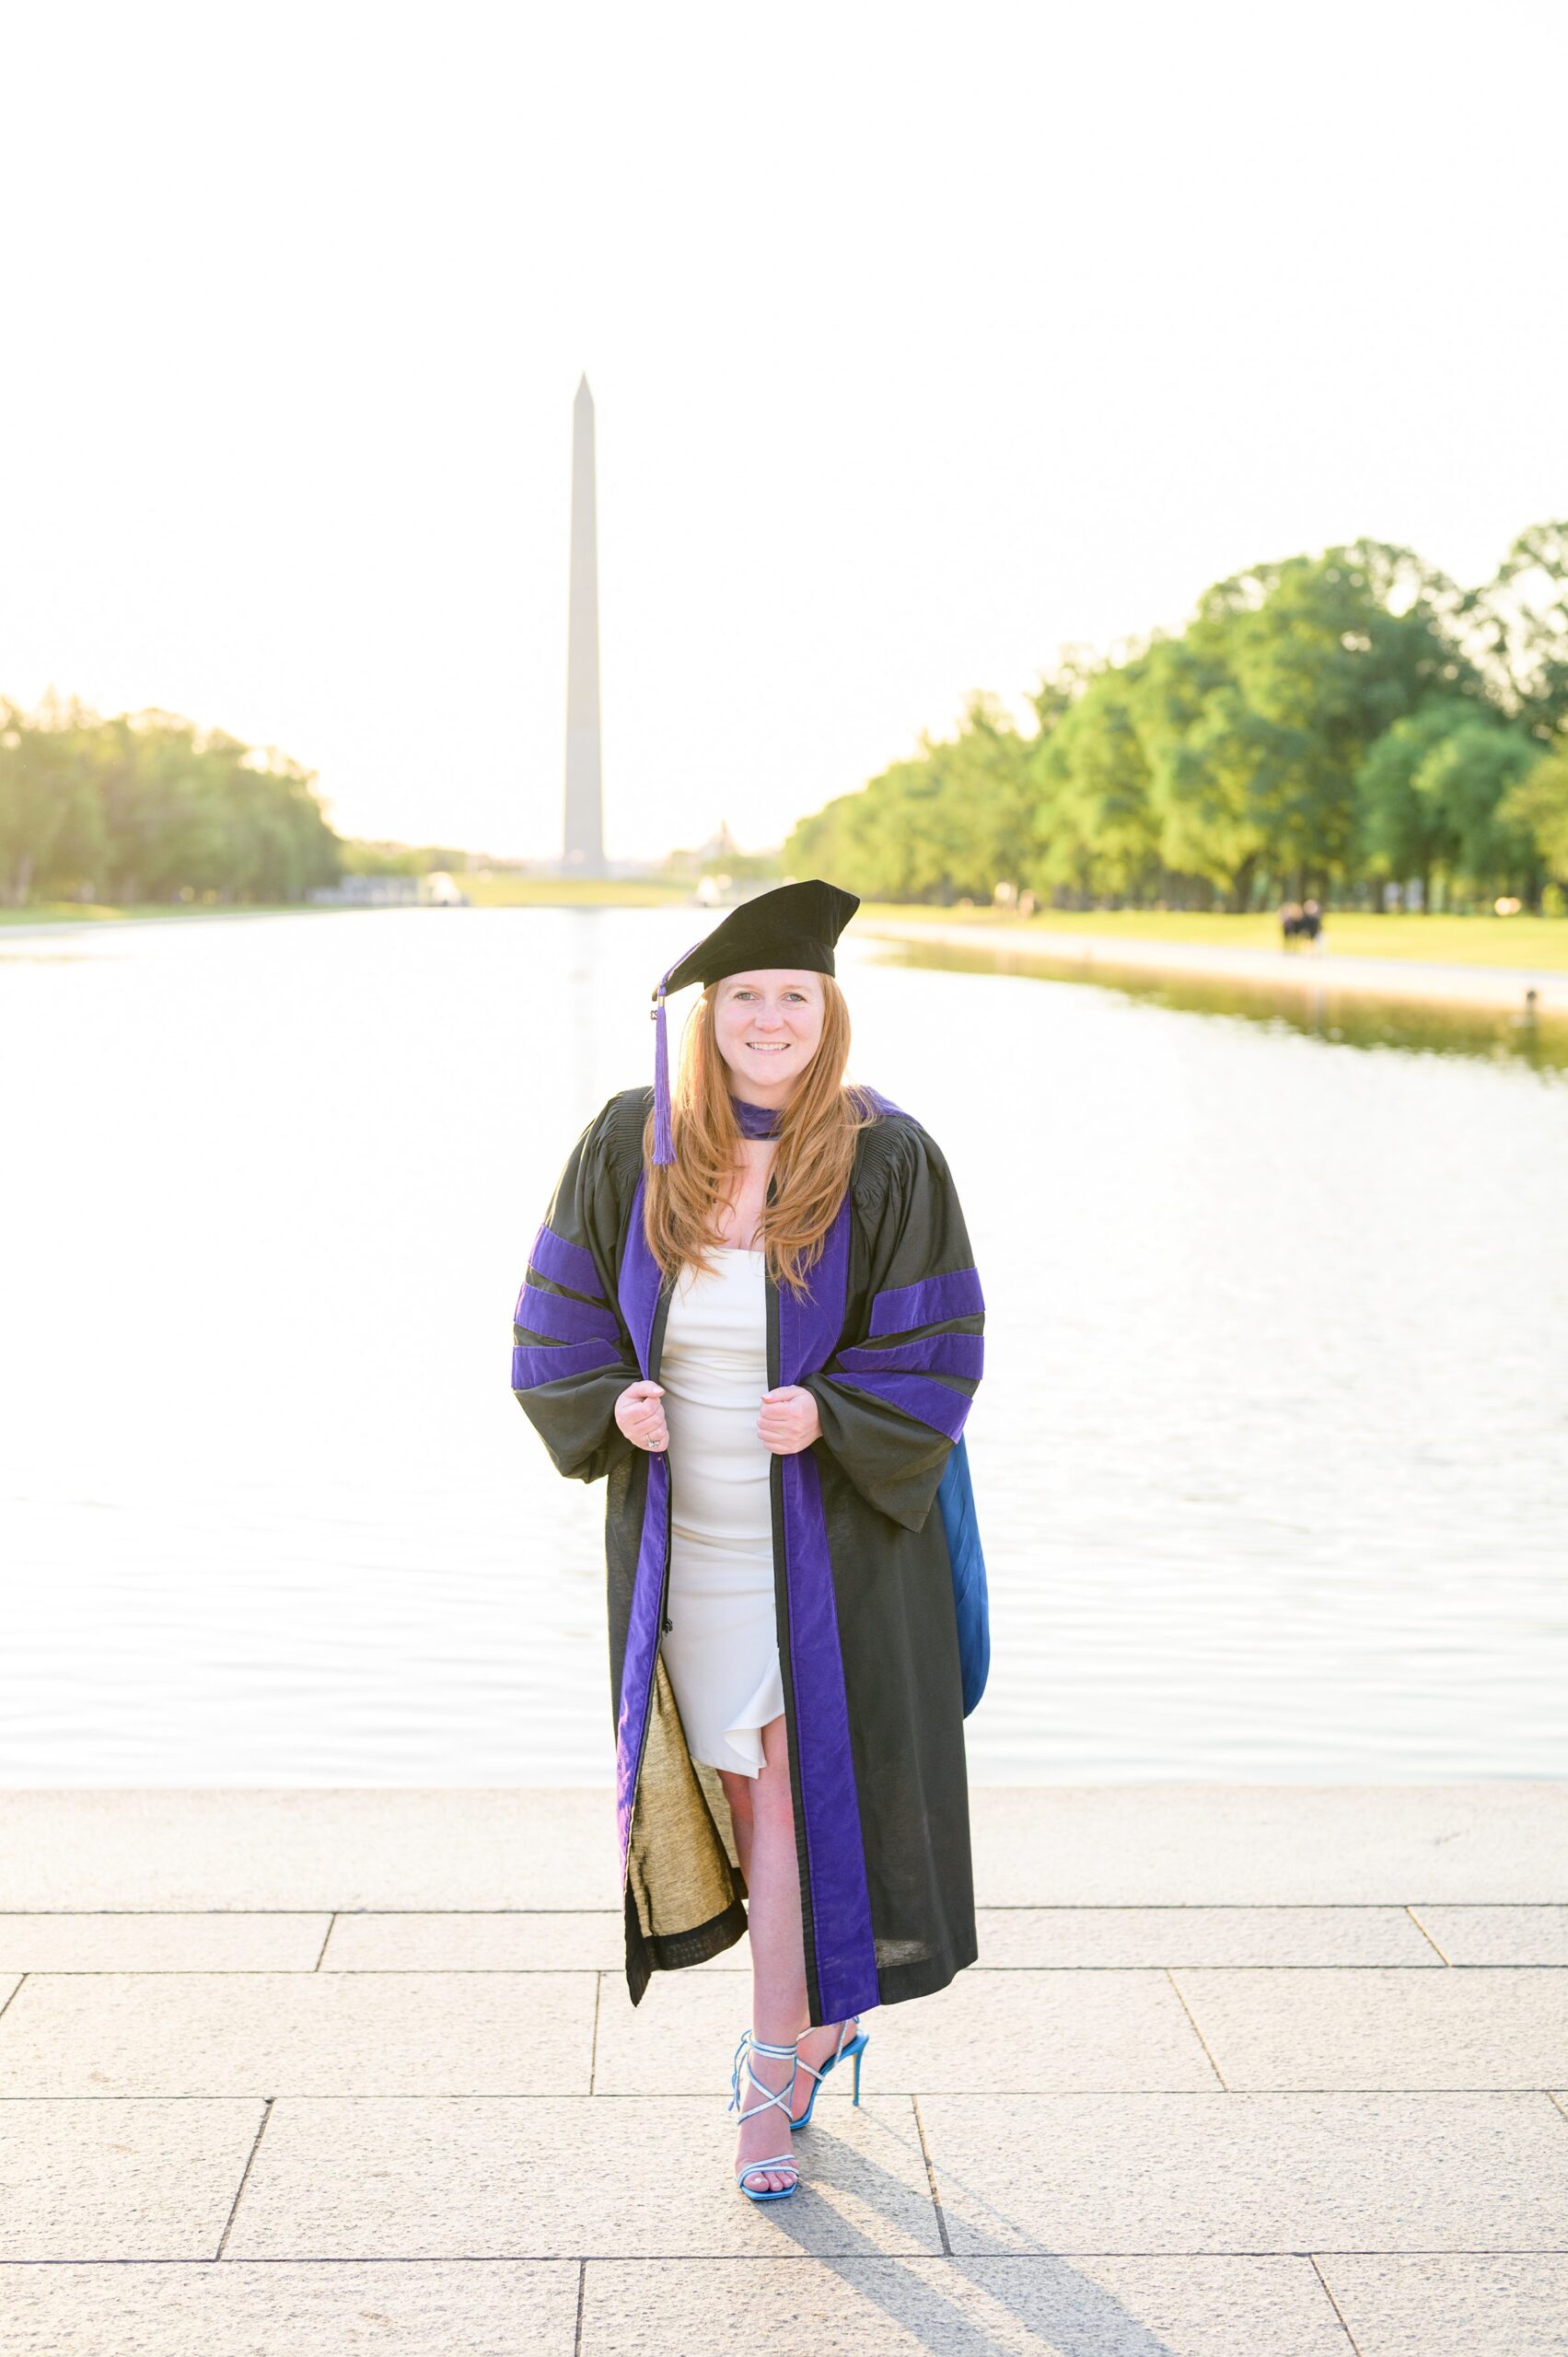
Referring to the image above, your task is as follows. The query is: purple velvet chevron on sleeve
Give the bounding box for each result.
[833,1365,973,1442]
[527,1221,606,1303]
[512,1260,627,1395]
[512,1336,623,1390]
[867,1264,984,1338]
[831,1263,982,1446]
[512,1280,621,1348]
[836,1331,984,1381]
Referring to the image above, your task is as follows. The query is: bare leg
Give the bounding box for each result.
[716,1766,755,1891]
[721,1723,868,2188]
[729,1713,806,2191]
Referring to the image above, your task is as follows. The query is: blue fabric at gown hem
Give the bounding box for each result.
[936,1434,990,1716]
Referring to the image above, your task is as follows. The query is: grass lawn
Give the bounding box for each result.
[0,900,346,927]
[9,888,1563,973]
[459,874,694,909]
[860,902,1568,972]
[0,877,693,926]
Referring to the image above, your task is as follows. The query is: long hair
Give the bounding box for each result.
[642,975,878,1297]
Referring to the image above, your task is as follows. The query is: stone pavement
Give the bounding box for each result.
[0,1784,1564,2355]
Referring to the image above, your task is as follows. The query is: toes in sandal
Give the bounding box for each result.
[727,2030,801,2201]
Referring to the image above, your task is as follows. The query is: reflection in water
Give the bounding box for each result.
[874,938,1568,1080]
[3,907,1566,1786]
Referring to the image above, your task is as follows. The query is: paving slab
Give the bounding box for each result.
[324,1910,633,1972]
[1173,1966,1568,2089]
[0,1970,597,2097]
[1411,1906,1568,1966]
[0,1790,620,1910]
[0,2098,262,2261]
[0,1914,330,1972]
[973,1905,1438,1968]
[0,2259,581,2356]
[578,2252,1352,2355]
[1318,2254,1568,2357]
[970,1786,1568,1904]
[917,2090,1568,2254]
[594,1963,1216,2095]
[6,1785,1566,1910]
[226,2094,942,2259]
[309,1904,1445,1974]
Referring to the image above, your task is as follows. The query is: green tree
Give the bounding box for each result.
[1413,723,1540,896]
[1130,636,1266,904]
[0,698,342,906]
[786,693,1033,904]
[784,520,1562,918]
[1356,702,1541,901]
[1030,662,1159,901]
[1198,546,1472,893]
[1464,520,1568,739]
[0,694,107,904]
[1498,742,1568,884]
[1355,699,1477,888]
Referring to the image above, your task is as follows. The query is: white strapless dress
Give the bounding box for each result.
[658,1246,785,1779]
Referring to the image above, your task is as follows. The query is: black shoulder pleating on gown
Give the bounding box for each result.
[511,1085,984,2026]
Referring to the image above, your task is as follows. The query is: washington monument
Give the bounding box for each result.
[563,375,606,875]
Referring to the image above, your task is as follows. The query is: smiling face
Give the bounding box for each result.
[710,969,826,1105]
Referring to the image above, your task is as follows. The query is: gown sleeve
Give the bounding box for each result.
[801,1120,984,1532]
[510,1095,644,1485]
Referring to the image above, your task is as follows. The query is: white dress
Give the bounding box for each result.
[657,1245,785,1780]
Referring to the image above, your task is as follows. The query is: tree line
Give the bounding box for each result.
[0,696,343,908]
[786,524,1568,913]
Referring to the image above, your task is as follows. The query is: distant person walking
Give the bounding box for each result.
[1300,899,1324,949]
[511,879,987,2204]
[1280,901,1304,949]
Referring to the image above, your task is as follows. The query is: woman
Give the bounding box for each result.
[511,878,985,2201]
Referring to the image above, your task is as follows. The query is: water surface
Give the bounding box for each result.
[3,907,1564,1784]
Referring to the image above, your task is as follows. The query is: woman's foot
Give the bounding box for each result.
[733,2039,799,2195]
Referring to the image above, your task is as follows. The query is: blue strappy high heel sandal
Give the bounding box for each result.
[788,2014,869,2130]
[727,2031,801,2201]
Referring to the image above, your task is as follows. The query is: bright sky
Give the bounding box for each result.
[4,1,1563,863]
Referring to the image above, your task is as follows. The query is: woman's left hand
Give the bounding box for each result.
[757,1385,822,1455]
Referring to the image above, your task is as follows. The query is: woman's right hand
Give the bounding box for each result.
[615,1379,668,1451]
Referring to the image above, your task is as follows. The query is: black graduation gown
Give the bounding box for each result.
[510,1084,984,2026]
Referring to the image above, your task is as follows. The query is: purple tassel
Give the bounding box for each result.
[652,986,674,1164]
[650,939,702,1167]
